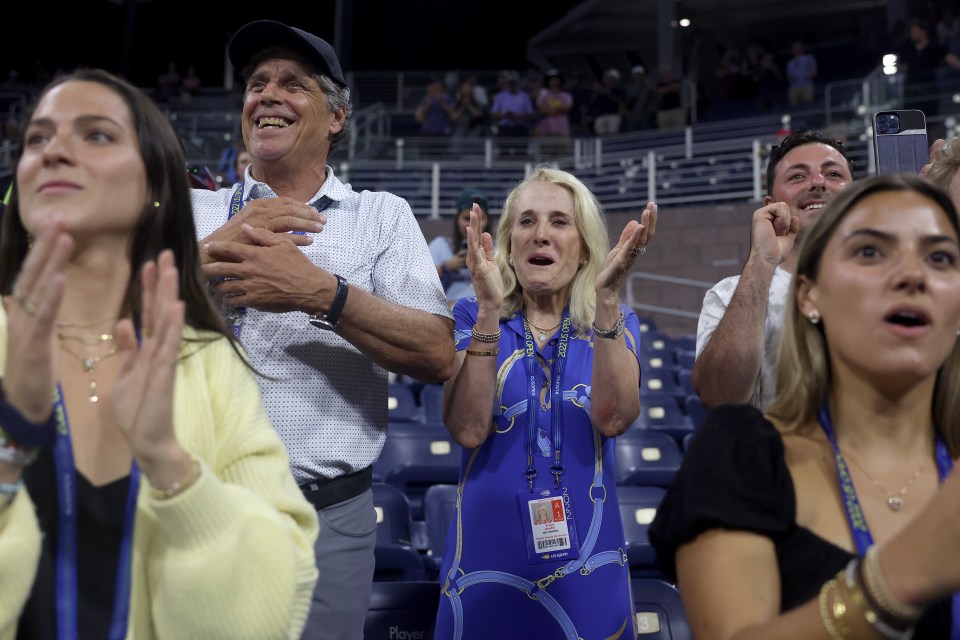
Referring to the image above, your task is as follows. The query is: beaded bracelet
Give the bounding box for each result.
[862,546,923,624]
[844,558,914,639]
[471,326,501,343]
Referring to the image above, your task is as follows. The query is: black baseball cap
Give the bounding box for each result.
[228,20,347,87]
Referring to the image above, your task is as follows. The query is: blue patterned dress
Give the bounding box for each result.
[434,298,640,640]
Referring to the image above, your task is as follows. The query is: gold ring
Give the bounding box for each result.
[13,291,37,316]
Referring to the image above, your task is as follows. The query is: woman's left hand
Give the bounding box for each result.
[596,201,658,295]
[111,249,192,486]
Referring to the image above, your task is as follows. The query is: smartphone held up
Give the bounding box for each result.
[873,109,929,175]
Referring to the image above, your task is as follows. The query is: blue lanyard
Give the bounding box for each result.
[52,385,140,640]
[818,399,959,636]
[224,185,247,337]
[523,313,571,489]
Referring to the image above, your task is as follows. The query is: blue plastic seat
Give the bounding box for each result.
[371,483,427,582]
[375,422,461,519]
[640,370,685,401]
[614,428,683,487]
[388,382,421,423]
[682,394,707,429]
[421,483,459,578]
[640,393,694,441]
[631,578,694,639]
[419,383,445,425]
[616,485,667,577]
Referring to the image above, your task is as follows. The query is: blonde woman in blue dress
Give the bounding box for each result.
[434,165,657,639]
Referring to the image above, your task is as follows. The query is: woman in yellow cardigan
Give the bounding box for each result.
[0,68,318,639]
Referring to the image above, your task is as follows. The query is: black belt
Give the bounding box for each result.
[300,466,373,510]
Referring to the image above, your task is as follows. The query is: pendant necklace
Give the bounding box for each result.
[58,332,118,403]
[525,316,561,343]
[842,448,925,512]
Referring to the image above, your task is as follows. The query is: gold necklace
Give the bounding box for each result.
[58,334,118,403]
[524,316,562,342]
[842,449,925,512]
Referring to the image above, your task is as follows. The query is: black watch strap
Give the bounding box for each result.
[309,275,349,331]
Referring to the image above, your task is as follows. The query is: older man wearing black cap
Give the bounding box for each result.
[191,20,454,639]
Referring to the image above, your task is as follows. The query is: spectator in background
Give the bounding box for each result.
[491,70,535,156]
[786,40,817,106]
[589,68,627,135]
[625,64,656,131]
[416,78,456,159]
[655,66,685,130]
[429,188,491,307]
[567,70,595,136]
[692,130,854,411]
[155,61,180,104]
[925,136,960,208]
[234,145,252,181]
[534,68,572,157]
[450,75,488,154]
[180,64,201,102]
[896,17,946,116]
[756,51,785,110]
[415,78,456,137]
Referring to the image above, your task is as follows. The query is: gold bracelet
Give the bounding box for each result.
[819,578,847,640]
[150,457,202,500]
[471,326,501,343]
[465,349,499,357]
[862,546,923,623]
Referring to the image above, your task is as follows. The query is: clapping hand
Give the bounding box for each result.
[112,249,193,488]
[596,201,657,295]
[464,204,502,313]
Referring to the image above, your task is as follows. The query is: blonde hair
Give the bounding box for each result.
[493,165,610,332]
[926,137,960,194]
[766,173,960,456]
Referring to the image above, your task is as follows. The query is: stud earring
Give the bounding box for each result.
[153,201,160,208]
[808,309,821,324]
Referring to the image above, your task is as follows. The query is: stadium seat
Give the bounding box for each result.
[371,482,428,582]
[682,394,707,429]
[676,370,694,397]
[372,482,416,547]
[640,393,694,441]
[675,334,696,352]
[388,382,421,422]
[675,349,696,371]
[364,581,441,638]
[641,331,675,357]
[631,578,693,639]
[419,383,445,425]
[637,316,658,334]
[421,483,459,578]
[617,485,667,577]
[640,370,685,401]
[614,429,683,487]
[375,422,461,519]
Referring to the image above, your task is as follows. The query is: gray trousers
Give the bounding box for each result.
[301,489,377,640]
